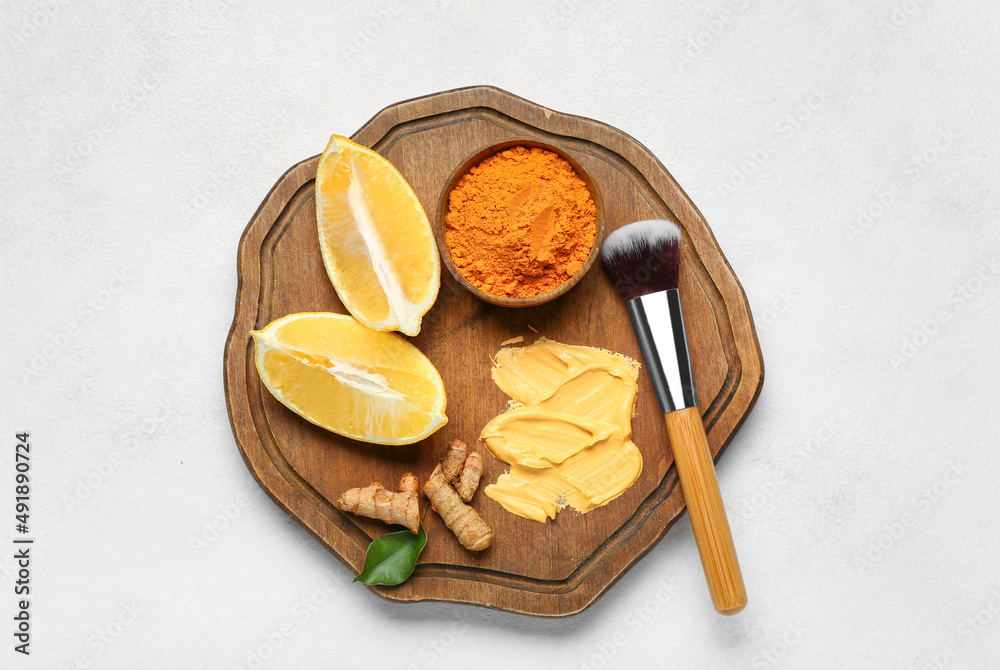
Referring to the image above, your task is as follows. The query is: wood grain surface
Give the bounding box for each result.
[223,86,764,617]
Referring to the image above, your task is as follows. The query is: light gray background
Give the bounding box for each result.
[3,1,999,668]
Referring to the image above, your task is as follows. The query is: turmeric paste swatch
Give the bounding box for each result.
[480,339,643,522]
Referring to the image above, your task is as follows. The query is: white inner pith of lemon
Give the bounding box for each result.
[344,156,419,335]
[265,340,408,402]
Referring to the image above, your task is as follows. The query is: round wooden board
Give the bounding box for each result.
[223,86,764,617]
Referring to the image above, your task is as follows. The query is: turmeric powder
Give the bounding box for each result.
[444,146,598,298]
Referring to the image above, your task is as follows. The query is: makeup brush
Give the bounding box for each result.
[602,219,747,615]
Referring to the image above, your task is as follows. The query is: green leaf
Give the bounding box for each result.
[354,526,427,586]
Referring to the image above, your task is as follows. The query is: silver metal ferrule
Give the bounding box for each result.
[626,288,698,413]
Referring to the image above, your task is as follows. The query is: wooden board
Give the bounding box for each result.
[224,86,764,617]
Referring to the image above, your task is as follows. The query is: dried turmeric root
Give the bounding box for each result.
[423,446,493,551]
[398,471,419,496]
[441,440,468,482]
[440,439,485,502]
[335,473,420,534]
[454,451,484,502]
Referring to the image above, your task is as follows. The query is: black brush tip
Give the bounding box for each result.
[601,219,681,300]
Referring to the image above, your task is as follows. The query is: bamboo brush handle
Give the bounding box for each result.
[664,406,747,615]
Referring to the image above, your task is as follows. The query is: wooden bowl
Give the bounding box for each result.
[435,140,605,307]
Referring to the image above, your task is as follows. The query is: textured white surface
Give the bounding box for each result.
[3,1,1000,668]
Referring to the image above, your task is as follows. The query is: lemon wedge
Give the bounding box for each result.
[252,313,447,445]
[315,135,439,337]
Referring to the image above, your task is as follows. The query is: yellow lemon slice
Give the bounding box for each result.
[315,135,439,337]
[252,313,447,445]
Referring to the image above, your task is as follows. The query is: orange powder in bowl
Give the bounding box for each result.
[443,146,598,299]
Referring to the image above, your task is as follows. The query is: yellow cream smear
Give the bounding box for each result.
[481,339,643,522]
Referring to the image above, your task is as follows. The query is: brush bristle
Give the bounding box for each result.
[601,219,681,300]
